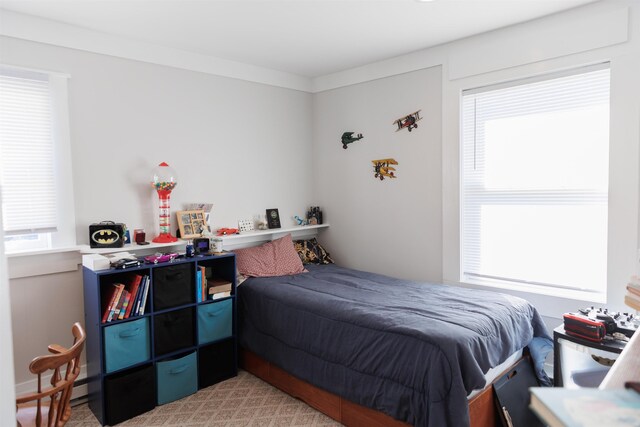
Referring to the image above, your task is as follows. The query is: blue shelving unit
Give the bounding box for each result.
[83,253,237,426]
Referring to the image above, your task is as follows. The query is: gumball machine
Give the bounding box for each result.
[151,162,178,243]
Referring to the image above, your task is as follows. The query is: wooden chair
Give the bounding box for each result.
[15,322,86,427]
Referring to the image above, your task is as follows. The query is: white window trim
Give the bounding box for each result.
[460,63,610,302]
[1,65,76,254]
[442,54,640,314]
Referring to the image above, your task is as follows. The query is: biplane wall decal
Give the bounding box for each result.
[371,158,398,181]
[393,110,422,132]
[341,132,364,149]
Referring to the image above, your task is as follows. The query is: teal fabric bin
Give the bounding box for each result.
[156,352,197,405]
[197,299,232,345]
[104,318,150,373]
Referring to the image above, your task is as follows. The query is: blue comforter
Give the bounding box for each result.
[238,264,552,426]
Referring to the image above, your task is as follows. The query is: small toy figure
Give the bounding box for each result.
[294,215,308,226]
[341,132,364,149]
[372,158,398,180]
[393,110,422,132]
[255,216,268,230]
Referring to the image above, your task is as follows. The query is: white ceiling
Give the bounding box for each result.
[0,0,599,78]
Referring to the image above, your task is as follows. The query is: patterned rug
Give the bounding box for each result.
[67,370,341,426]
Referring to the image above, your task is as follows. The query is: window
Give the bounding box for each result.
[0,66,76,253]
[461,63,610,298]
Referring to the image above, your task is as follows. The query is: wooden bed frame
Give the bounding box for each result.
[240,348,501,427]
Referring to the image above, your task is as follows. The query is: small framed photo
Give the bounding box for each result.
[176,209,208,239]
[266,208,281,229]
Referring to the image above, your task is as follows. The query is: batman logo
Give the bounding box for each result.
[91,229,121,245]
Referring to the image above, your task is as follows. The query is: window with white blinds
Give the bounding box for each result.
[461,63,610,296]
[0,66,75,253]
[0,68,57,235]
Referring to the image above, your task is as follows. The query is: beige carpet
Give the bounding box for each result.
[67,370,342,426]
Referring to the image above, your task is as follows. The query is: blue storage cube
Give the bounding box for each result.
[156,352,198,405]
[104,318,150,373]
[197,299,232,345]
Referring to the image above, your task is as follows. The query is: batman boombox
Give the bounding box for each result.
[89,221,127,248]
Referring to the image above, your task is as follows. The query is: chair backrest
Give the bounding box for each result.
[16,322,86,427]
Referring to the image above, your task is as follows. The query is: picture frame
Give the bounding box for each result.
[266,208,281,229]
[176,209,208,239]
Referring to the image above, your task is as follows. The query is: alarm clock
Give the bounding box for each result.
[89,221,126,248]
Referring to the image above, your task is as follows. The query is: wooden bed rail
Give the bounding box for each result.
[240,348,498,427]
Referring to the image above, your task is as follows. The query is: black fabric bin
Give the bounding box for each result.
[154,307,195,356]
[104,364,155,425]
[153,263,194,310]
[198,338,236,388]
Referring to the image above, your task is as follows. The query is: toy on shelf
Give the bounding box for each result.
[255,215,268,230]
[151,162,178,243]
[372,158,398,180]
[217,228,239,236]
[341,132,364,149]
[393,110,422,132]
[306,206,322,225]
[144,252,179,264]
[294,216,308,226]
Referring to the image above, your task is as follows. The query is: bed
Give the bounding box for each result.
[236,247,552,427]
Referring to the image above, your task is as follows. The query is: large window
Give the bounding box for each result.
[461,63,610,298]
[0,66,75,253]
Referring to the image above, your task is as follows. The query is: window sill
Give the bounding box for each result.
[5,245,82,258]
[457,276,606,304]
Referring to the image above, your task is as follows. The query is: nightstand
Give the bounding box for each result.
[553,325,627,387]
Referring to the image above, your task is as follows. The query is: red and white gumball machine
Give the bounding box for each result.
[151,162,178,243]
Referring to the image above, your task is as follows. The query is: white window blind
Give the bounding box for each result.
[0,67,58,236]
[461,63,610,295]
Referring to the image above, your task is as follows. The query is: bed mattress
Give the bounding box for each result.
[238,264,551,427]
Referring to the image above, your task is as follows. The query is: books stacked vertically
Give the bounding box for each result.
[195,266,231,301]
[101,274,150,323]
[196,266,211,302]
[626,276,640,311]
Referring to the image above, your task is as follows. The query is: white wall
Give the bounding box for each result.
[313,68,442,282]
[314,0,640,322]
[1,35,314,390]
[0,194,16,426]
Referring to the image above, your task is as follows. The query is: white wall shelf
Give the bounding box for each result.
[78,240,185,255]
[219,224,329,250]
[78,224,329,254]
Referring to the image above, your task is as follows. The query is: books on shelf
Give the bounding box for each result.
[101,284,121,323]
[117,291,131,320]
[102,274,150,323]
[138,276,150,315]
[123,274,143,319]
[208,279,232,300]
[530,387,640,427]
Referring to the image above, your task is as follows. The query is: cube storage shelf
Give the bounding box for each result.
[83,253,237,426]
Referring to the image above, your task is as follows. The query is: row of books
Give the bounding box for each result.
[626,275,640,311]
[196,266,232,302]
[102,274,150,323]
